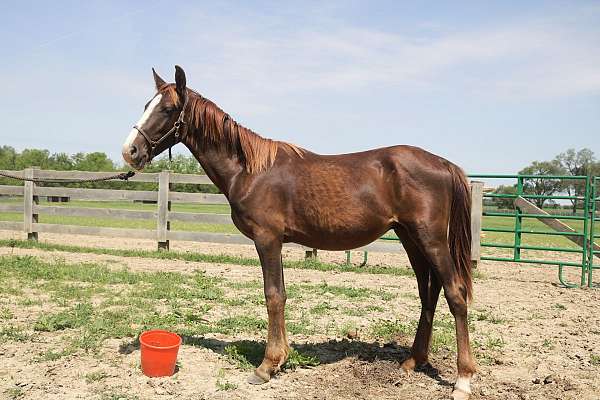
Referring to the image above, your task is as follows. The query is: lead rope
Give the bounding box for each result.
[0,170,135,184]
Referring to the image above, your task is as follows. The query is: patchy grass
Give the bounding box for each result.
[34,302,93,332]
[338,321,359,337]
[542,339,555,350]
[370,319,415,342]
[0,307,14,320]
[222,341,319,372]
[0,238,415,277]
[216,315,267,334]
[0,325,31,342]
[286,348,320,370]
[99,391,139,400]
[291,282,395,301]
[35,347,75,362]
[310,302,337,315]
[0,253,403,381]
[4,388,25,400]
[223,342,263,371]
[471,310,505,324]
[85,371,110,383]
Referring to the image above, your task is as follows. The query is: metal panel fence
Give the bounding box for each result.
[468,174,598,287]
[589,177,600,286]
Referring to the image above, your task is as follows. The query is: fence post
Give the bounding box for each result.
[304,248,318,261]
[23,167,39,241]
[470,181,484,268]
[157,170,171,251]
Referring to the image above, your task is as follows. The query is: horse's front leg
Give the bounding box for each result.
[247,237,289,384]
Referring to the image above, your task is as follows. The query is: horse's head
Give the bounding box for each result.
[122,66,188,170]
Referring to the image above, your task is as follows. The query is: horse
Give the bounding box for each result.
[122,66,476,400]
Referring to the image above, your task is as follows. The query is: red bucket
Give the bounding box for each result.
[139,330,182,377]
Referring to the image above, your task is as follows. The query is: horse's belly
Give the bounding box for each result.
[286,218,393,251]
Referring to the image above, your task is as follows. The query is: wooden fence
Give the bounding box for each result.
[0,168,484,261]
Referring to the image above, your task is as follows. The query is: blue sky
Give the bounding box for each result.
[0,0,598,174]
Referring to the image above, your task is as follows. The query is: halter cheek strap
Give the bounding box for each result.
[133,92,189,161]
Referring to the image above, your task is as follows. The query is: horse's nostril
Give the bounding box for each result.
[129,145,138,156]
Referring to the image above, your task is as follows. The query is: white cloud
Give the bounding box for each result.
[178,6,600,106]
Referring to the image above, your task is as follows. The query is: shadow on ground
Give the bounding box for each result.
[118,335,453,388]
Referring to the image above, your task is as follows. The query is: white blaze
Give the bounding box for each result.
[122,94,163,152]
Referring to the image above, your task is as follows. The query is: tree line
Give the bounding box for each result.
[492,148,599,213]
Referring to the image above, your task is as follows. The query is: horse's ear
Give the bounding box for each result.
[175,65,187,100]
[152,68,166,90]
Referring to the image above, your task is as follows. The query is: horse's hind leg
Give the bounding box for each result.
[395,227,442,372]
[407,222,476,400]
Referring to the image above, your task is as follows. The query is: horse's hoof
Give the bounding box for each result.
[451,388,470,400]
[247,372,269,385]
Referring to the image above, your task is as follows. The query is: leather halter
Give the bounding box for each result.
[133,92,189,161]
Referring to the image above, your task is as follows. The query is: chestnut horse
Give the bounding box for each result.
[122,66,476,400]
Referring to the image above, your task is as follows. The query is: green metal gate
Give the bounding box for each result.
[468,174,598,288]
[588,177,600,287]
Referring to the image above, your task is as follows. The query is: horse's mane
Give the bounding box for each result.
[159,84,304,174]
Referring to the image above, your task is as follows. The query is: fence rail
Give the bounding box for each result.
[2,168,428,256]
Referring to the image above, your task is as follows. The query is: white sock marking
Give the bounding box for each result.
[454,376,472,394]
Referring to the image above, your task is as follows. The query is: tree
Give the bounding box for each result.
[555,148,596,214]
[493,185,517,210]
[15,148,51,170]
[48,152,74,171]
[72,152,115,171]
[0,146,17,169]
[518,160,566,208]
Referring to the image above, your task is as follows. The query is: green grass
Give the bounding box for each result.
[0,307,14,320]
[480,214,600,249]
[216,315,267,334]
[290,282,395,301]
[4,388,25,400]
[99,391,139,400]
[471,310,505,324]
[0,325,31,342]
[553,303,567,310]
[84,371,109,383]
[0,238,416,278]
[0,210,238,234]
[34,302,94,332]
[310,302,337,315]
[370,319,415,341]
[216,379,238,391]
[223,341,319,371]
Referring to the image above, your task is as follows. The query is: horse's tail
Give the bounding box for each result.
[448,164,473,302]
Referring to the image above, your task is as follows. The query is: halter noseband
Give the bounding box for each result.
[133,92,189,161]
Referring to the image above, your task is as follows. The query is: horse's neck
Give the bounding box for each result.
[184,134,244,198]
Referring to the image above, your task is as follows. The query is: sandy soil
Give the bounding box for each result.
[1,231,599,400]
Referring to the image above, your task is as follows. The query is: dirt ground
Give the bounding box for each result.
[1,230,599,400]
